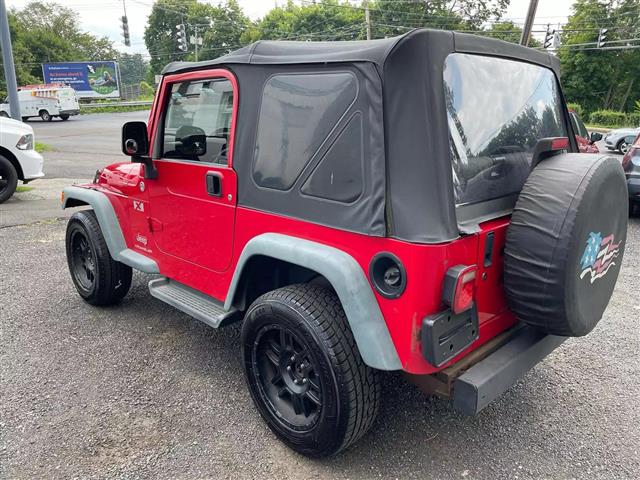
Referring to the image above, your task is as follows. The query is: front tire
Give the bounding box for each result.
[618,139,629,155]
[39,110,52,122]
[0,154,18,204]
[65,210,132,306]
[241,284,380,457]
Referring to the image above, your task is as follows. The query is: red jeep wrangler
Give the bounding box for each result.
[62,30,628,457]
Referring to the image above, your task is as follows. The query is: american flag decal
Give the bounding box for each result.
[580,232,622,284]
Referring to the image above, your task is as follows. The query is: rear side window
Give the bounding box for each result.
[252,72,357,190]
[444,53,568,206]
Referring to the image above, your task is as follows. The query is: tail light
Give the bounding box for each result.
[442,265,477,315]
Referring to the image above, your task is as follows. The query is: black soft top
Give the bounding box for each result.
[159,30,568,244]
[162,29,558,75]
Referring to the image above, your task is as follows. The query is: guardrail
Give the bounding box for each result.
[80,100,153,109]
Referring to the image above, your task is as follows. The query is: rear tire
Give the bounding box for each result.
[60,114,70,121]
[65,210,132,306]
[0,111,8,118]
[241,284,380,457]
[39,110,52,122]
[0,155,18,204]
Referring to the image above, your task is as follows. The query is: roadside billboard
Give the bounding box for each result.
[42,61,120,99]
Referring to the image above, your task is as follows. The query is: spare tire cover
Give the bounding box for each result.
[504,153,627,337]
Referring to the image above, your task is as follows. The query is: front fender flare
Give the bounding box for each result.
[225,233,401,370]
[62,186,159,274]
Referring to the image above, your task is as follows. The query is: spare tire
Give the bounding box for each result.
[504,153,627,337]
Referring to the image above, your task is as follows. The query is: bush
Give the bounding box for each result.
[635,100,640,115]
[627,112,640,127]
[139,81,155,99]
[588,110,628,127]
[566,102,583,117]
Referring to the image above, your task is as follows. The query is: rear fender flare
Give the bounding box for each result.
[62,186,159,274]
[225,233,401,370]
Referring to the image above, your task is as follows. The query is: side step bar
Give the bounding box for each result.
[452,325,566,415]
[149,277,241,328]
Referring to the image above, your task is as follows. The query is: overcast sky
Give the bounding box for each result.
[6,0,577,55]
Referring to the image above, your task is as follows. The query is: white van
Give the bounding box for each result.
[0,84,80,122]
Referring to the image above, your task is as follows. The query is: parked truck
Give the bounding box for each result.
[0,84,80,122]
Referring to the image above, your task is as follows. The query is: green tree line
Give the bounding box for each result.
[3,0,640,118]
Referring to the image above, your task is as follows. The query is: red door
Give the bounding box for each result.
[147,69,239,274]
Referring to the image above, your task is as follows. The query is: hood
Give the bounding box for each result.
[0,116,34,134]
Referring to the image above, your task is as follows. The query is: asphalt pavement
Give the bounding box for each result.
[1,113,639,479]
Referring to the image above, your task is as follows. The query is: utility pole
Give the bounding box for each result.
[520,0,539,46]
[190,24,204,62]
[364,0,371,40]
[0,0,21,120]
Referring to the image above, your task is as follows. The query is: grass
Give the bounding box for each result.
[15,185,34,193]
[35,142,53,153]
[80,105,152,114]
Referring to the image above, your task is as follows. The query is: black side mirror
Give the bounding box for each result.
[175,125,207,157]
[122,121,156,179]
[122,121,149,156]
[590,132,603,143]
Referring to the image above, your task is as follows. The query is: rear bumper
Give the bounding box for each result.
[452,324,566,415]
[59,109,80,116]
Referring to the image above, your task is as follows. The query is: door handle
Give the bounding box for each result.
[206,171,223,197]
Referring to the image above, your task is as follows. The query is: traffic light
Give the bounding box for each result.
[176,24,188,52]
[597,28,608,48]
[543,24,555,49]
[121,15,130,47]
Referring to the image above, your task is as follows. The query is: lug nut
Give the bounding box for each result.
[290,356,296,362]
[302,378,308,384]
[286,365,291,371]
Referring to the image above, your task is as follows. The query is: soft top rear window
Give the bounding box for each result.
[444,53,568,207]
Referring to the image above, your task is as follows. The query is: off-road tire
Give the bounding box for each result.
[65,210,132,306]
[241,284,380,457]
[60,114,70,121]
[0,154,18,204]
[504,154,627,337]
[39,110,52,122]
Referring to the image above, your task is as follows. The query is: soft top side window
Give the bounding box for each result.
[252,72,358,191]
[161,78,233,165]
[444,53,569,207]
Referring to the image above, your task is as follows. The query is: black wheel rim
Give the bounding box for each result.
[70,229,96,291]
[252,325,323,431]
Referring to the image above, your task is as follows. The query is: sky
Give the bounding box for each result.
[6,0,577,55]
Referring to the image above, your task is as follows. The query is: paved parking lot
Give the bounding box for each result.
[1,113,639,478]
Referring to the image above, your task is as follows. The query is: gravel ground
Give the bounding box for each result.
[1,216,639,479]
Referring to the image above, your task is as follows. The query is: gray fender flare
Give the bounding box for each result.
[62,186,159,274]
[225,233,402,371]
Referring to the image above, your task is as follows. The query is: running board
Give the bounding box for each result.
[148,277,241,328]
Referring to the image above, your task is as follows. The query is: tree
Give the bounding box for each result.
[1,1,117,87]
[559,0,640,113]
[117,53,150,86]
[144,0,250,77]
